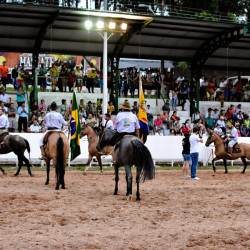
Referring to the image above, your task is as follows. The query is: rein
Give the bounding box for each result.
[1,134,10,145]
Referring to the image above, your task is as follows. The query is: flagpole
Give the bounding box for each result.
[68,80,76,140]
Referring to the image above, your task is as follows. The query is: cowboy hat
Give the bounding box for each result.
[220,116,224,120]
[119,100,132,110]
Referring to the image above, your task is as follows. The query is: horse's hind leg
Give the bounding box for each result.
[136,167,142,201]
[96,154,103,174]
[241,156,247,174]
[125,165,132,200]
[14,155,23,176]
[114,163,119,195]
[0,167,6,175]
[23,155,33,177]
[45,159,51,185]
[223,159,228,174]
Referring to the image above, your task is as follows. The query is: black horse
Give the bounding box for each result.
[0,133,33,176]
[97,129,155,201]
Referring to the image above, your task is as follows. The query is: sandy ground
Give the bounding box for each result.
[1,168,250,249]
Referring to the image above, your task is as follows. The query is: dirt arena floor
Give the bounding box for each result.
[1,168,250,249]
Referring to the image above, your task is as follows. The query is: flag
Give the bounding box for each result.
[138,73,149,143]
[70,92,81,161]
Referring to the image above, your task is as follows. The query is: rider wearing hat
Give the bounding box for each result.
[39,102,69,160]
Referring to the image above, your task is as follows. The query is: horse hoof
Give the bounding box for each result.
[241,171,245,174]
[113,192,118,195]
[14,173,18,176]
[55,186,59,190]
[100,170,103,175]
[45,182,49,185]
[127,195,132,201]
[136,197,140,201]
[62,186,65,189]
[3,172,6,175]
[224,172,228,174]
[30,174,34,177]
[82,171,87,175]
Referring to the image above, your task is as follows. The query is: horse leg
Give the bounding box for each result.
[125,165,133,201]
[23,155,33,177]
[0,167,6,175]
[125,174,129,196]
[14,155,23,176]
[61,167,66,189]
[96,154,103,174]
[223,159,228,174]
[241,156,247,174]
[136,167,142,201]
[212,156,219,172]
[45,159,51,185]
[114,163,119,195]
[83,154,93,175]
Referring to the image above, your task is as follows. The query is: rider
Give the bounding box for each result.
[224,121,238,157]
[104,113,114,129]
[39,102,69,160]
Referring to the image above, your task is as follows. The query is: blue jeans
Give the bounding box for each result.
[172,98,177,109]
[155,125,166,135]
[12,77,17,90]
[190,152,199,178]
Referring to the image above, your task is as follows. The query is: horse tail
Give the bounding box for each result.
[56,136,64,185]
[132,139,155,182]
[24,139,31,160]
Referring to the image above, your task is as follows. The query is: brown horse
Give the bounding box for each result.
[44,132,70,190]
[205,131,250,174]
[81,124,114,174]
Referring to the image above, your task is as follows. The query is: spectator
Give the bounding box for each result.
[86,101,93,116]
[179,82,189,111]
[79,113,86,126]
[225,79,233,101]
[146,105,153,117]
[99,69,103,94]
[173,122,181,135]
[0,109,9,133]
[205,108,213,118]
[241,124,249,137]
[0,88,11,107]
[145,72,154,98]
[12,64,18,91]
[38,62,47,92]
[182,132,191,178]
[92,103,97,118]
[75,66,83,93]
[130,71,138,98]
[147,115,155,135]
[189,127,203,180]
[60,99,69,120]
[79,99,85,111]
[163,72,173,97]
[67,67,75,92]
[155,71,162,99]
[28,114,36,127]
[214,124,223,136]
[204,114,215,130]
[30,119,41,133]
[161,110,172,129]
[60,64,68,92]
[236,81,243,101]
[38,99,47,112]
[212,108,220,121]
[104,113,114,129]
[236,104,244,114]
[17,68,25,90]
[79,107,87,119]
[155,127,163,136]
[30,101,39,116]
[0,101,8,113]
[86,113,97,127]
[8,103,17,132]
[216,116,227,135]
[200,76,208,101]
[169,129,175,136]
[16,86,25,107]
[171,110,179,123]
[244,116,250,128]
[49,64,58,92]
[229,104,237,120]
[132,101,139,114]
[237,111,244,121]
[207,77,216,101]
[38,111,46,124]
[40,120,46,133]
[194,110,201,122]
[107,101,115,116]
[172,90,178,111]
[87,68,96,93]
[162,100,170,113]
[181,123,189,135]
[0,61,9,88]
[18,102,29,132]
[154,114,165,136]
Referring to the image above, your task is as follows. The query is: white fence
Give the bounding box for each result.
[1,133,250,166]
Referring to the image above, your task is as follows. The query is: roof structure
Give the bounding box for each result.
[0,4,249,71]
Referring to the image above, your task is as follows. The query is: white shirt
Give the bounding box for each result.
[216,120,226,128]
[214,127,222,135]
[106,119,114,129]
[146,108,152,114]
[230,127,238,141]
[30,124,41,132]
[45,111,68,129]
[114,111,140,133]
[212,112,220,120]
[177,77,184,83]
[0,94,10,103]
[219,81,227,88]
[236,108,244,114]
[0,114,9,128]
[79,117,86,125]
[189,134,200,154]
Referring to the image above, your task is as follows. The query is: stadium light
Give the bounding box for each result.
[85,20,93,29]
[96,20,105,29]
[121,23,127,31]
[109,22,116,29]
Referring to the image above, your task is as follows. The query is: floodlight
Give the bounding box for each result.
[85,20,93,29]
[96,20,105,29]
[121,23,127,31]
[109,22,116,29]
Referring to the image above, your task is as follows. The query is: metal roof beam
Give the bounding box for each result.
[137,32,205,40]
[126,43,196,51]
[209,55,250,61]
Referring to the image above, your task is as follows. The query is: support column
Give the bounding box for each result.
[102,31,108,126]
[115,56,120,114]
[32,52,39,103]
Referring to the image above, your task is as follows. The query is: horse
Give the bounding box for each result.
[81,124,114,174]
[97,128,155,201]
[205,131,250,174]
[0,133,33,176]
[44,132,69,190]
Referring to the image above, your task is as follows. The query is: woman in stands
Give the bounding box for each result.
[49,64,58,92]
[181,123,189,136]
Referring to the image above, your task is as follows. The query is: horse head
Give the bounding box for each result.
[80,124,88,137]
[205,130,215,147]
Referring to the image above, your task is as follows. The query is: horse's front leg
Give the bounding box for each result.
[83,154,93,175]
[45,159,51,185]
[223,159,228,174]
[96,154,103,174]
[136,167,142,201]
[241,156,247,174]
[212,156,219,172]
[0,167,6,175]
[125,165,132,201]
[113,163,119,195]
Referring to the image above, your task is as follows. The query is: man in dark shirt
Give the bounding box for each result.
[8,103,17,132]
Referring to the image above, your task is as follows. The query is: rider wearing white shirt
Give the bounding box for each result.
[39,102,69,160]
[225,122,238,157]
[104,113,114,130]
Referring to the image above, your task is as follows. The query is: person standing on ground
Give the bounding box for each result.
[189,127,203,180]
[182,132,191,178]
[0,61,9,89]
[17,102,29,132]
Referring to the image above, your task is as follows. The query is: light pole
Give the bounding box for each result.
[102,31,108,126]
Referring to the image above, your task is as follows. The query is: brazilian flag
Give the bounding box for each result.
[70,92,81,161]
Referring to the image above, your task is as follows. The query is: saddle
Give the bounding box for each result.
[224,140,242,154]
[43,131,65,155]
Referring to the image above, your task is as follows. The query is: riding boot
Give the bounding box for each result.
[228,147,233,159]
[39,146,46,160]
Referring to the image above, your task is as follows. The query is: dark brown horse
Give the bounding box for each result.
[81,124,114,174]
[0,133,33,176]
[44,132,69,190]
[205,132,250,174]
